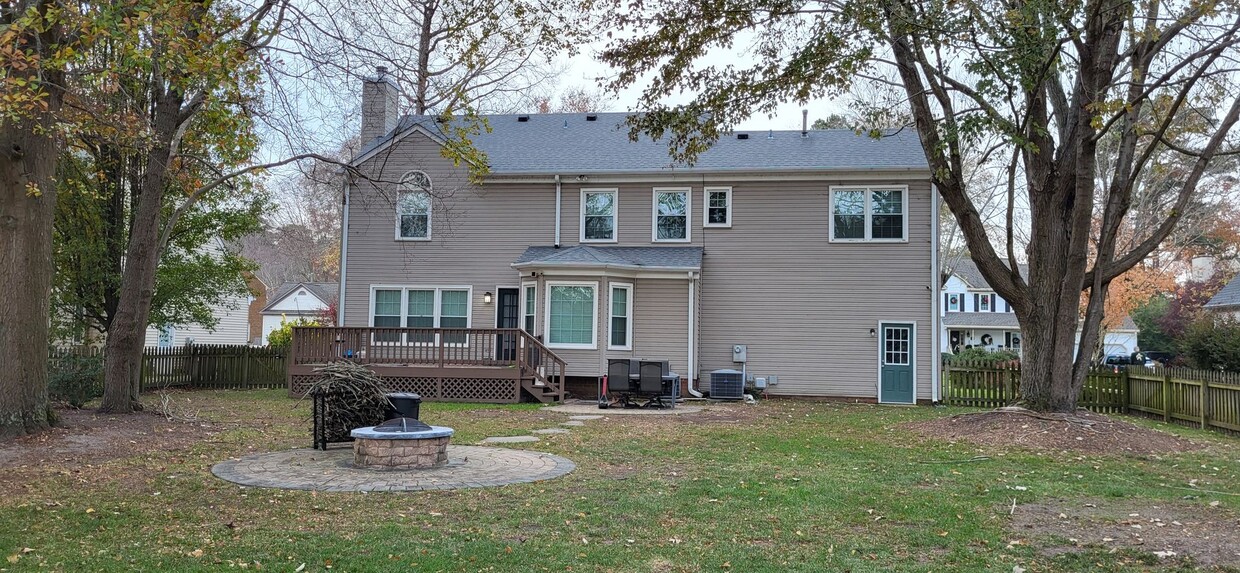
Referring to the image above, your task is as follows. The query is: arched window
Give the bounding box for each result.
[396,171,432,240]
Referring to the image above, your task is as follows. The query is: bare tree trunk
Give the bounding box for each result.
[0,117,58,438]
[100,92,182,413]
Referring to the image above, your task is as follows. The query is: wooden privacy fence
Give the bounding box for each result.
[141,345,287,390]
[943,360,1240,435]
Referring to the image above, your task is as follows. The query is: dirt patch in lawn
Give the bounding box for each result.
[1009,498,1240,568]
[0,406,218,477]
[903,409,1203,456]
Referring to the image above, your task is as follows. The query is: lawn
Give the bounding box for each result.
[1,391,1237,572]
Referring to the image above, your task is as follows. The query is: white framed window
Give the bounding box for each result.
[653,188,691,242]
[521,283,537,333]
[977,293,994,312]
[369,286,472,345]
[396,171,432,240]
[608,283,632,350]
[829,186,908,242]
[946,293,961,312]
[581,189,618,243]
[703,187,732,228]
[544,281,598,349]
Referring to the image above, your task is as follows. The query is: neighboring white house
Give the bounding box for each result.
[143,238,254,347]
[259,282,337,344]
[1204,272,1240,320]
[940,259,1139,357]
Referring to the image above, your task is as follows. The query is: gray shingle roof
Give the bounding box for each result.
[261,282,339,313]
[357,112,928,174]
[513,246,703,270]
[1206,274,1240,309]
[942,312,1137,331]
[950,259,1028,289]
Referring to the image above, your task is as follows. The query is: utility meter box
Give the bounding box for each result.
[732,344,747,363]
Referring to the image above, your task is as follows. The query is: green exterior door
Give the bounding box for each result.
[880,323,915,404]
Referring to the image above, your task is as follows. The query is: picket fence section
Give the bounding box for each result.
[49,345,287,391]
[943,360,1240,436]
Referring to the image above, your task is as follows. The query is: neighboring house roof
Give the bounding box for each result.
[356,113,930,174]
[943,313,1021,329]
[1205,274,1240,309]
[261,282,339,314]
[942,312,1138,331]
[949,259,1028,289]
[512,246,703,271]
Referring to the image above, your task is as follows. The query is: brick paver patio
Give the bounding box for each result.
[212,445,575,492]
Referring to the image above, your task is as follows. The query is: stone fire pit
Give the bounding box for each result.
[350,423,454,470]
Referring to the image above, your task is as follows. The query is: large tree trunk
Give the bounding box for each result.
[0,117,59,438]
[100,92,182,413]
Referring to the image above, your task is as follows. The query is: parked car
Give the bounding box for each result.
[1099,353,1150,372]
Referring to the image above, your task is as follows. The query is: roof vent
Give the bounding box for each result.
[517,115,530,122]
[736,133,749,140]
[586,114,598,121]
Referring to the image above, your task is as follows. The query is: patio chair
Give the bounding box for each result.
[638,360,668,409]
[606,359,636,408]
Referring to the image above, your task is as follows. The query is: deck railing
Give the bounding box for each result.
[289,326,566,402]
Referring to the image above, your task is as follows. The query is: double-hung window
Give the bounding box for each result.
[521,284,536,333]
[396,171,432,240]
[370,287,472,345]
[653,188,690,242]
[581,189,617,242]
[608,283,632,350]
[830,186,907,242]
[545,282,597,349]
[704,187,732,227]
[946,293,961,312]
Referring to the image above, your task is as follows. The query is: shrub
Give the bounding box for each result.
[48,352,104,408]
[267,316,320,349]
[945,347,1020,366]
[1181,315,1240,371]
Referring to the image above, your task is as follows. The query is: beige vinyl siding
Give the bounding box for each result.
[342,132,555,339]
[343,130,934,396]
[697,180,935,401]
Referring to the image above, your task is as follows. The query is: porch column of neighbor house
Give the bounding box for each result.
[687,271,702,397]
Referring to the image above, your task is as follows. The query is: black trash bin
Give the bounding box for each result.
[386,392,423,420]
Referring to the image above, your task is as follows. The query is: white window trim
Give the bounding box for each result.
[703,186,732,228]
[652,187,692,243]
[607,282,633,351]
[947,293,961,312]
[543,281,599,350]
[367,285,473,346]
[520,281,537,335]
[394,171,433,242]
[580,188,619,243]
[828,185,909,243]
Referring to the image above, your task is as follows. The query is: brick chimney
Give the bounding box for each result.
[361,66,400,144]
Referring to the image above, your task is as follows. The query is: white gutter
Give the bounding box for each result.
[686,271,702,397]
[930,183,940,402]
[554,174,562,247]
[337,179,350,326]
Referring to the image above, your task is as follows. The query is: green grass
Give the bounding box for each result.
[1,391,1237,572]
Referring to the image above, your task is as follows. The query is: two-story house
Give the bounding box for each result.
[320,69,941,404]
[940,259,1139,357]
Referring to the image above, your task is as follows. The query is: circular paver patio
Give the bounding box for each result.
[212,445,575,492]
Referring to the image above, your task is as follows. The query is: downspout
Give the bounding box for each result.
[554,175,562,247]
[930,183,941,403]
[686,271,702,397]
[337,178,350,326]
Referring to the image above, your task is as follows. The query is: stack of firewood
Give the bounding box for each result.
[306,361,390,444]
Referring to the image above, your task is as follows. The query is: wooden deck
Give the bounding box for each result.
[288,327,567,403]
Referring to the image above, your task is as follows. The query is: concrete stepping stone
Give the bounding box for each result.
[561,420,586,427]
[568,415,604,421]
[532,428,570,435]
[480,435,539,444]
